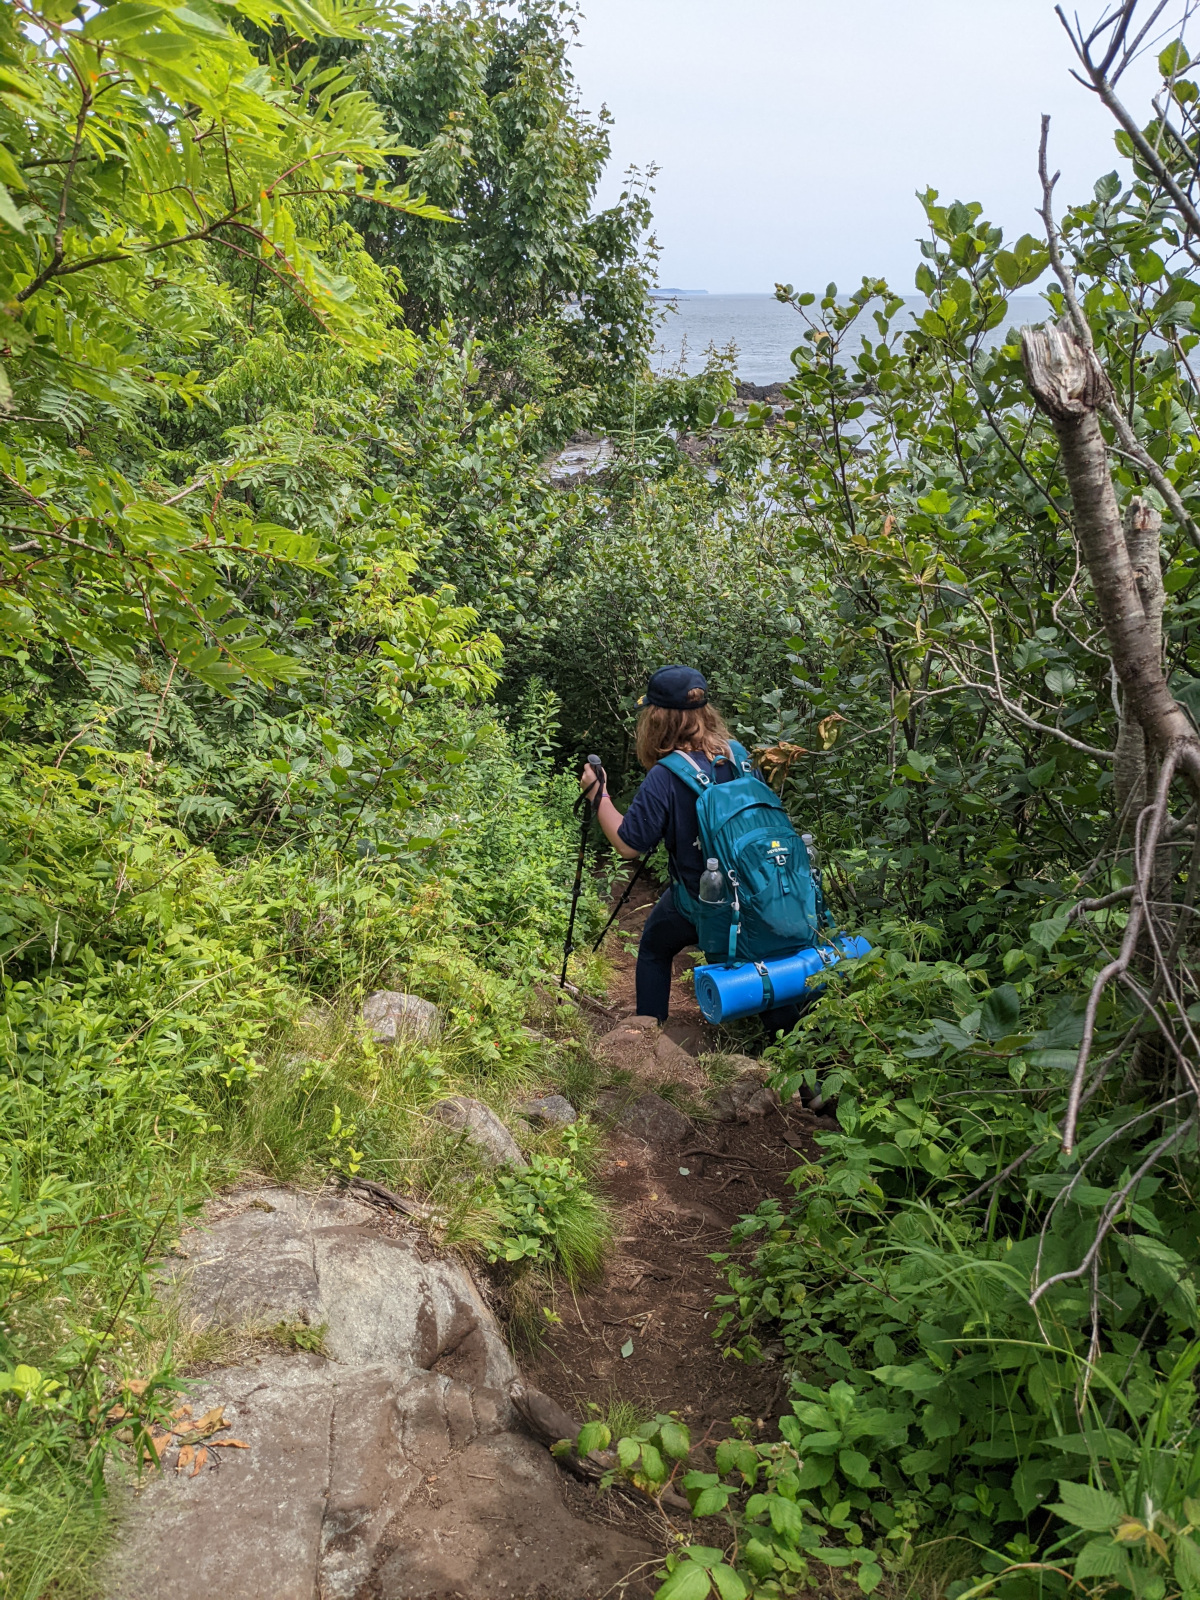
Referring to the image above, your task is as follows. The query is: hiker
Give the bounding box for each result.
[579,665,807,1033]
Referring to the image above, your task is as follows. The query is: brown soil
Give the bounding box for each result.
[526,1109,821,1435]
[525,873,827,1493]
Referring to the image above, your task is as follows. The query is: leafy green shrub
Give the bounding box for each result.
[485,1143,610,1285]
[701,943,1200,1595]
[588,1412,882,1599]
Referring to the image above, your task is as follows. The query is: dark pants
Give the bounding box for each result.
[635,886,804,1036]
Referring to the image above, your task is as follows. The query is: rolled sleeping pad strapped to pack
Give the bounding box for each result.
[693,935,874,1024]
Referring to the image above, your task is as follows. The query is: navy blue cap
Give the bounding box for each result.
[638,665,708,710]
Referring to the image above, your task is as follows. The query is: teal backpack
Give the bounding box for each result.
[660,740,823,964]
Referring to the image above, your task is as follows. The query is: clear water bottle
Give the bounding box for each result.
[698,858,728,904]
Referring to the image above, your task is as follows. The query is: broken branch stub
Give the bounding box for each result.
[1019,321,1108,418]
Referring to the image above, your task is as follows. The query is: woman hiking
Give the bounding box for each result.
[580,664,802,1034]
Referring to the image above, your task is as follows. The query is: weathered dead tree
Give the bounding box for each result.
[1020,321,1200,1308]
[1020,326,1199,777]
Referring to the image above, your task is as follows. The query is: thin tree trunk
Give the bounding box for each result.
[1113,496,1164,819]
[1020,324,1200,791]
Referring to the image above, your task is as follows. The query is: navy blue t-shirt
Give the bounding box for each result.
[617,752,739,897]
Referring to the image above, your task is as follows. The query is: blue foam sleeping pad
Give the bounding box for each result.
[693,935,873,1024]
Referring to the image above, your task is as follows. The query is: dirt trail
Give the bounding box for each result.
[525,874,827,1512]
[110,879,824,1600]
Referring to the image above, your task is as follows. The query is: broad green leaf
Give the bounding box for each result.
[1117,1234,1198,1322]
[1050,1481,1125,1533]
[1160,40,1191,76]
[711,1567,749,1600]
[743,1540,775,1579]
[1175,1533,1200,1589]
[679,1547,725,1569]
[1044,665,1076,697]
[653,1561,712,1600]
[1029,910,1070,951]
[918,489,952,515]
[0,180,25,233]
[692,1486,731,1517]
[838,1447,876,1487]
[767,1494,805,1541]
[576,1421,610,1456]
[980,984,1020,1040]
[872,1363,944,1394]
[1075,1538,1129,1579]
[660,1421,691,1460]
[715,1439,758,1478]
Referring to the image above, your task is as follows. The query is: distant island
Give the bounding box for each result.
[649,287,708,299]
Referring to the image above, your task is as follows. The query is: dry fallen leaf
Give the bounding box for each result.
[126,1379,150,1397]
[211,1439,248,1450]
[170,1405,193,1421]
[190,1447,207,1477]
[176,1445,194,1474]
[175,1406,228,1442]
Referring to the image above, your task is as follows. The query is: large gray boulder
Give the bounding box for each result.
[107,1356,646,1600]
[431,1095,524,1166]
[110,1187,650,1599]
[158,1186,515,1388]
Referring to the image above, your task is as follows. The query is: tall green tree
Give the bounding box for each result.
[355,0,657,429]
[0,0,442,688]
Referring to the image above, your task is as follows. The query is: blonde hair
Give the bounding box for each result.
[635,693,732,769]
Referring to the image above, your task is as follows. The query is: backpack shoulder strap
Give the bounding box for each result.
[659,749,712,797]
[726,740,755,775]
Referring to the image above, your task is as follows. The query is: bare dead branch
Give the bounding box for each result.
[1030,1112,1197,1307]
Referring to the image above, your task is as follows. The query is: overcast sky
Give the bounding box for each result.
[569,0,1164,294]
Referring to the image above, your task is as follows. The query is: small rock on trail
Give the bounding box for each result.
[361,989,441,1044]
[592,1015,706,1093]
[604,1089,693,1149]
[517,1092,578,1126]
[710,1075,781,1122]
[431,1093,525,1166]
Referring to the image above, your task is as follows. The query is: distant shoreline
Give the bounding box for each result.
[650,290,1048,386]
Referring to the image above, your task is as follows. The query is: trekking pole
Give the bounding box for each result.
[560,754,603,988]
[590,857,646,951]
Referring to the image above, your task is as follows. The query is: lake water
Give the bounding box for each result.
[650,293,1050,386]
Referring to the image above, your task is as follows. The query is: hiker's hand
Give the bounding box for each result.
[579,762,603,801]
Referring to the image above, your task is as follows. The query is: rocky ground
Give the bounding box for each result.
[106,879,826,1600]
